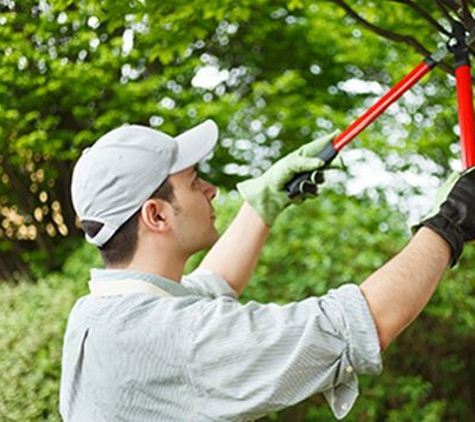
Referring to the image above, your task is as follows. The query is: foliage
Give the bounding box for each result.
[0,276,79,420]
[2,192,475,420]
[0,0,469,279]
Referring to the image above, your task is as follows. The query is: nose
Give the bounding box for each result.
[201,179,217,201]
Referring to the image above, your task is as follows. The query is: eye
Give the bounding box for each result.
[191,173,200,186]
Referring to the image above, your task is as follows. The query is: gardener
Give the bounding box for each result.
[60,119,475,421]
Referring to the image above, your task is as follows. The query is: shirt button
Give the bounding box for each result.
[341,402,348,411]
[345,365,354,374]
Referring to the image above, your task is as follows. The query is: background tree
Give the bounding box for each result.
[1,0,471,279]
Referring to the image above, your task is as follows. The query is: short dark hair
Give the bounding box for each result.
[82,179,175,267]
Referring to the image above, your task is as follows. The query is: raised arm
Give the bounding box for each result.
[361,227,449,350]
[361,168,475,350]
[199,203,269,296]
[199,132,340,296]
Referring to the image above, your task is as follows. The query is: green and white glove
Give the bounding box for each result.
[237,131,341,226]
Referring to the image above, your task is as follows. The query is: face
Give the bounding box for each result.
[167,166,218,256]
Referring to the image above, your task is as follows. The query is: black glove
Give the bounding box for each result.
[417,167,475,267]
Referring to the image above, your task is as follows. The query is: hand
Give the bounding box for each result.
[236,131,341,226]
[415,167,475,266]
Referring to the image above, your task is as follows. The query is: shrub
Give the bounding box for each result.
[2,192,475,420]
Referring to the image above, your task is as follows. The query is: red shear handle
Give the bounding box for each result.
[451,20,475,170]
[333,61,434,151]
[285,58,436,198]
[455,64,475,169]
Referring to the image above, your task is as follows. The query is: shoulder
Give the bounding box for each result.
[182,268,237,299]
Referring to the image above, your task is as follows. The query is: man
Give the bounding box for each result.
[60,119,475,421]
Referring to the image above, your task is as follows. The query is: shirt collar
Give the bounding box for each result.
[90,268,193,297]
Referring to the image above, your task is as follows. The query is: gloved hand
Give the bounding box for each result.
[415,167,475,267]
[237,131,341,226]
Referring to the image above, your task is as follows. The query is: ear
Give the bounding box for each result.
[139,198,170,234]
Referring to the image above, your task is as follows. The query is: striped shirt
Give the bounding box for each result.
[60,268,382,421]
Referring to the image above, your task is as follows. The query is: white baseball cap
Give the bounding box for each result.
[71,119,218,247]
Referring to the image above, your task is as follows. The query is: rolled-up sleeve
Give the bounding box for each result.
[320,284,382,419]
[186,283,382,421]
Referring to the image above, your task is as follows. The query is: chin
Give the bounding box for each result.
[207,230,220,247]
[205,227,220,247]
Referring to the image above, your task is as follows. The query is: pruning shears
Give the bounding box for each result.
[286,19,475,198]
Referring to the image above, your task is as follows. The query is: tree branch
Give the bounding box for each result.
[434,0,457,22]
[332,0,431,55]
[390,0,451,37]
[443,0,464,14]
[331,0,454,75]
[460,0,475,33]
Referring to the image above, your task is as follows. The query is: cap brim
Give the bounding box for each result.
[170,119,218,174]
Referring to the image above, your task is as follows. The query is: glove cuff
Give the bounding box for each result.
[420,214,465,267]
[236,179,280,226]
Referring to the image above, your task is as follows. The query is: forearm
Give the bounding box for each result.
[360,227,450,351]
[199,202,270,296]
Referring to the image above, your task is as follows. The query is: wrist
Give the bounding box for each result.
[237,179,280,226]
[420,215,464,267]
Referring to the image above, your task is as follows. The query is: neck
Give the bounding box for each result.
[112,250,189,283]
[134,259,187,283]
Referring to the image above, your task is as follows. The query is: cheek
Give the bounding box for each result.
[192,192,211,211]
[179,193,210,220]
